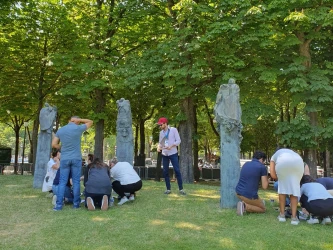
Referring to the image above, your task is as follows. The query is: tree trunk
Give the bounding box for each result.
[139,118,145,156]
[193,103,200,182]
[178,96,194,183]
[134,123,139,158]
[155,151,162,182]
[298,34,317,178]
[14,126,19,174]
[94,89,106,160]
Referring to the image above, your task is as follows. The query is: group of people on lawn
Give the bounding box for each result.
[46,116,184,211]
[48,116,143,211]
[236,148,333,225]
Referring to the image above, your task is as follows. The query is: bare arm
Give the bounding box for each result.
[270,161,277,179]
[52,158,60,170]
[52,136,61,149]
[304,163,310,175]
[261,175,269,189]
[71,117,93,129]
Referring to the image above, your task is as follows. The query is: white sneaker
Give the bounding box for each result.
[307,216,319,224]
[277,214,286,222]
[118,196,129,205]
[291,217,300,225]
[87,197,95,211]
[52,195,57,206]
[101,195,108,211]
[322,217,332,225]
[236,201,245,216]
[129,195,135,201]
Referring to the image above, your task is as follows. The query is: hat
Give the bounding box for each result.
[157,117,168,125]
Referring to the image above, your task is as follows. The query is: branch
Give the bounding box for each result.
[203,98,219,137]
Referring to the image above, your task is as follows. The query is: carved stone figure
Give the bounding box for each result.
[33,103,57,189]
[39,103,57,134]
[116,98,134,164]
[214,78,243,208]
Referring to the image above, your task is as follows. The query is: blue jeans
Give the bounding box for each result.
[273,181,290,206]
[54,159,82,210]
[162,153,183,191]
[52,184,74,203]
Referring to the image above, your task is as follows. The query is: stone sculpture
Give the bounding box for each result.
[33,103,57,189]
[214,78,243,208]
[116,98,134,164]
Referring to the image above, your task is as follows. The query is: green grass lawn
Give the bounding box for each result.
[0,175,332,250]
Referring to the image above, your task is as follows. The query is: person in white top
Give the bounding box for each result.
[109,157,142,205]
[47,150,60,176]
[157,117,185,195]
[300,175,333,225]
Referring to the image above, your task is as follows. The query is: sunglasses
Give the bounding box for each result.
[159,124,164,127]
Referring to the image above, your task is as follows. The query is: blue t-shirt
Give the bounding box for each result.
[316,177,333,190]
[56,122,86,161]
[235,159,268,199]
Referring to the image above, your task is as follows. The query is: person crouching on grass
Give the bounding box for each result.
[235,151,268,215]
[84,158,112,211]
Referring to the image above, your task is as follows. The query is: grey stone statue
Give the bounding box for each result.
[33,103,57,189]
[214,78,243,208]
[116,98,134,164]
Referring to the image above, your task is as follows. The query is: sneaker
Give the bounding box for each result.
[164,190,171,195]
[277,214,286,222]
[101,195,108,211]
[52,195,57,206]
[53,207,62,211]
[109,197,114,207]
[80,199,85,204]
[237,201,245,216]
[322,217,332,225]
[179,190,186,195]
[118,196,129,205]
[129,195,135,201]
[291,217,300,225]
[87,197,95,211]
[298,211,308,221]
[307,216,319,224]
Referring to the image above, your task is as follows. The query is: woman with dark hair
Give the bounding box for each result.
[84,158,112,211]
[300,175,333,225]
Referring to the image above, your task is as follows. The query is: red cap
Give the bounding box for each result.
[157,117,168,125]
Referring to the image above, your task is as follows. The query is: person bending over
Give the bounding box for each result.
[109,157,142,206]
[300,175,333,225]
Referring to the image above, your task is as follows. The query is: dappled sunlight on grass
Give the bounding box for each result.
[91,216,111,222]
[5,184,21,188]
[190,193,220,199]
[0,222,36,237]
[175,222,201,230]
[219,238,235,249]
[322,243,333,249]
[150,219,167,226]
[20,195,39,199]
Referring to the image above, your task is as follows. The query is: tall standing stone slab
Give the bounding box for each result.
[214,79,242,208]
[33,103,57,189]
[116,98,134,164]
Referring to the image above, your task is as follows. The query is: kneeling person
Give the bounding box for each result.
[235,151,268,215]
[84,158,112,211]
[110,157,142,205]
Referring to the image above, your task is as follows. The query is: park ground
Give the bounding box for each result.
[0,175,332,250]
